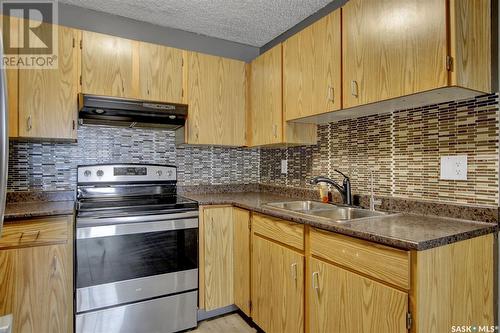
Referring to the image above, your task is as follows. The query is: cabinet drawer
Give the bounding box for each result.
[310,228,410,289]
[0,216,69,249]
[252,214,304,251]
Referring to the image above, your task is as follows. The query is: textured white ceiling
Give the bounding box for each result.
[58,0,334,46]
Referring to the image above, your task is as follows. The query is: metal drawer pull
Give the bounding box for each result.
[273,124,278,138]
[328,86,334,102]
[20,230,40,241]
[27,115,32,131]
[312,271,319,292]
[290,263,297,281]
[351,80,359,97]
[51,256,58,277]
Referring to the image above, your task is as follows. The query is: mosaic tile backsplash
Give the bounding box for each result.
[8,94,499,208]
[8,126,260,191]
[261,94,499,207]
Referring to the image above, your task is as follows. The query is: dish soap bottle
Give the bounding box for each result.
[319,183,329,203]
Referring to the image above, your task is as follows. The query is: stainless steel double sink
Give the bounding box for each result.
[263,201,386,223]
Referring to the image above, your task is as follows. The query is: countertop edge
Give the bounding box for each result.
[195,198,498,251]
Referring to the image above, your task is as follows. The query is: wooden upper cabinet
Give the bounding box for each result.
[248,44,282,146]
[310,257,408,333]
[283,10,341,121]
[186,52,246,146]
[343,0,448,108]
[18,24,79,140]
[449,0,491,93]
[138,42,184,103]
[81,31,139,98]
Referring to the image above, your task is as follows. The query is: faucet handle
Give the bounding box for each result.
[334,169,349,180]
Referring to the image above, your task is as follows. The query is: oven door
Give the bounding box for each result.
[75,212,198,313]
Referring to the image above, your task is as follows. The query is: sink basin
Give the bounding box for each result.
[264,200,386,223]
[265,200,333,212]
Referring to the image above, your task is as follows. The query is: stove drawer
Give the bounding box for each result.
[76,290,198,333]
[0,216,70,249]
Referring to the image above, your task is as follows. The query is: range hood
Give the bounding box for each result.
[78,94,188,131]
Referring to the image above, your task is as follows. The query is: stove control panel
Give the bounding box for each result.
[77,164,177,183]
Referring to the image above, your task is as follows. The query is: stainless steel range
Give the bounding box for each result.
[75,164,199,333]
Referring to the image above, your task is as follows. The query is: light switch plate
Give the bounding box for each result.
[440,155,467,180]
[281,160,288,174]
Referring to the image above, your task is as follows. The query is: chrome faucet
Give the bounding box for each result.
[309,170,352,206]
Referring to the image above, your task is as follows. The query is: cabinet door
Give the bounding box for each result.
[248,44,282,146]
[252,235,304,333]
[309,258,407,333]
[18,25,78,139]
[202,207,234,310]
[233,208,251,316]
[186,52,246,146]
[343,0,448,108]
[138,42,184,103]
[283,10,341,120]
[0,244,71,333]
[81,31,138,98]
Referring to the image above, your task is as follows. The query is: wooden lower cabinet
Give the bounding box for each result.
[252,234,304,333]
[233,208,251,316]
[200,206,234,310]
[309,257,408,333]
[0,216,73,333]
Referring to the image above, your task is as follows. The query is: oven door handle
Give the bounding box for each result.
[76,211,199,227]
[76,218,198,239]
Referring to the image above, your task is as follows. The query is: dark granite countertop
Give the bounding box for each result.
[4,201,75,221]
[183,192,498,251]
[4,191,75,221]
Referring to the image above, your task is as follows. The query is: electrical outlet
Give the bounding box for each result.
[440,155,467,180]
[281,160,288,174]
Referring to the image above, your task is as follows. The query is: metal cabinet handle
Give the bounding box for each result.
[312,271,319,293]
[351,80,359,97]
[51,255,58,277]
[290,263,297,281]
[328,85,334,102]
[19,230,40,242]
[273,124,278,138]
[27,115,32,132]
[121,78,125,93]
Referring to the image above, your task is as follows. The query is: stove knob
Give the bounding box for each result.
[96,170,104,177]
[84,170,91,177]
[156,170,163,177]
[167,170,173,177]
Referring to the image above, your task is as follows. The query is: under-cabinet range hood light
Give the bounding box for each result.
[78,94,188,143]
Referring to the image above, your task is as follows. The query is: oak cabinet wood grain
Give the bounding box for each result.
[201,206,234,310]
[248,44,282,146]
[342,0,448,109]
[252,234,304,333]
[411,234,494,333]
[309,257,408,333]
[449,0,491,93]
[248,44,317,147]
[232,208,251,316]
[283,10,341,121]
[342,0,491,110]
[81,31,139,98]
[1,15,20,137]
[18,24,79,140]
[186,52,246,146]
[138,42,184,103]
[310,228,410,289]
[0,216,73,333]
